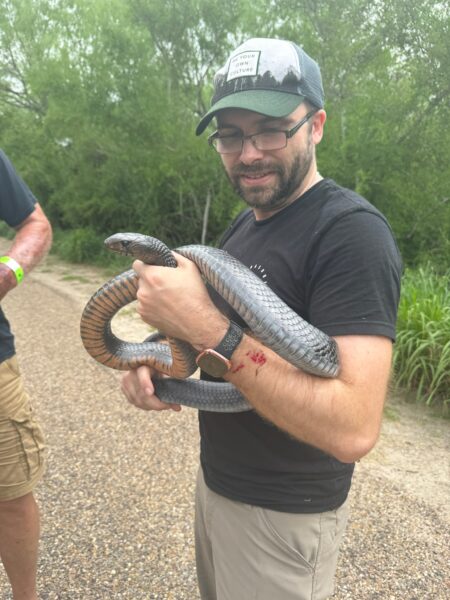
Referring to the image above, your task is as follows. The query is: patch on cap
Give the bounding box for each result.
[227,51,261,80]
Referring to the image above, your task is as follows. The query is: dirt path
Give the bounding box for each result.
[0,246,448,599]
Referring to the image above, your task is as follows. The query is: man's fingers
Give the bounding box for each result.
[136,364,156,396]
[121,366,182,412]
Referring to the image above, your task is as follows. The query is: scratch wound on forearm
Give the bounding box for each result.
[246,351,267,366]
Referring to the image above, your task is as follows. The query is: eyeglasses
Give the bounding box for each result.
[208,110,317,155]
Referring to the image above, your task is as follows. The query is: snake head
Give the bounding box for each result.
[104,233,141,257]
[104,233,177,267]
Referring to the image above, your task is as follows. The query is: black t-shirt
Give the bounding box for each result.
[0,150,37,363]
[199,178,402,513]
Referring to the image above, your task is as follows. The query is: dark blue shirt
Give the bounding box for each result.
[0,150,37,363]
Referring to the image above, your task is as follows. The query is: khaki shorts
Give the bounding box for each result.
[195,468,349,600]
[0,356,46,501]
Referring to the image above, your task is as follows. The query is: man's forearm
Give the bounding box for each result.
[8,203,52,273]
[222,332,392,463]
[0,204,52,300]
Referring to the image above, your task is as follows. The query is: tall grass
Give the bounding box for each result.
[394,265,450,412]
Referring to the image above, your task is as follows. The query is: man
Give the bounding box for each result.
[0,149,52,600]
[121,38,402,599]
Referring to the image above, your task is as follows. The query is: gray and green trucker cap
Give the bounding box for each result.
[196,37,324,135]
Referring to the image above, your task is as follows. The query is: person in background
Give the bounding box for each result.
[121,38,402,599]
[0,149,52,600]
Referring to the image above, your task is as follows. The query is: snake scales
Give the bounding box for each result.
[80,233,339,412]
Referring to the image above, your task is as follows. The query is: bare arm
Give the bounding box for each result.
[221,332,392,463]
[125,255,393,462]
[0,203,52,300]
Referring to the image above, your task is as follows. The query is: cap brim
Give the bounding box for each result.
[195,90,304,136]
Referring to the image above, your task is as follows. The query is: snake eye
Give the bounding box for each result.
[121,240,132,254]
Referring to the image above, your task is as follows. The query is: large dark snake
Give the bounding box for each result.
[80,233,340,412]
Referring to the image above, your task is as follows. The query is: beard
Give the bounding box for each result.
[227,135,314,213]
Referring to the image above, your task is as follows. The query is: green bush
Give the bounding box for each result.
[53,227,107,264]
[51,227,133,272]
[394,265,450,412]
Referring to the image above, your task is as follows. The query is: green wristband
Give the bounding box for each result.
[0,256,24,284]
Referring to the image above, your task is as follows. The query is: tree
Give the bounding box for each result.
[0,0,448,265]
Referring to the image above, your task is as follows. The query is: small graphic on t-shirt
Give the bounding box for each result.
[249,264,268,283]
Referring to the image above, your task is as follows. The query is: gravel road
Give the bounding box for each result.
[0,252,448,599]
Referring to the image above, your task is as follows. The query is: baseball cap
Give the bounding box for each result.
[196,37,324,136]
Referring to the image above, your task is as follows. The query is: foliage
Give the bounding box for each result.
[52,227,107,263]
[393,265,450,412]
[0,0,448,261]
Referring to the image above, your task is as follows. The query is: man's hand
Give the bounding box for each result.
[121,253,229,413]
[133,252,228,351]
[121,366,181,412]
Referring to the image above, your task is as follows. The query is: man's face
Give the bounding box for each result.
[216,105,322,216]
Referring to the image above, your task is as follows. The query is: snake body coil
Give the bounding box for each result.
[80,233,340,412]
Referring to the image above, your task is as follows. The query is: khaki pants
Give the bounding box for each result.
[0,356,46,501]
[195,468,349,600]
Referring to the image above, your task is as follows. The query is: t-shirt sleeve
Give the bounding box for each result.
[0,150,37,227]
[306,210,402,340]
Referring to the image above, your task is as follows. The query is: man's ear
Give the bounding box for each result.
[312,110,326,144]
